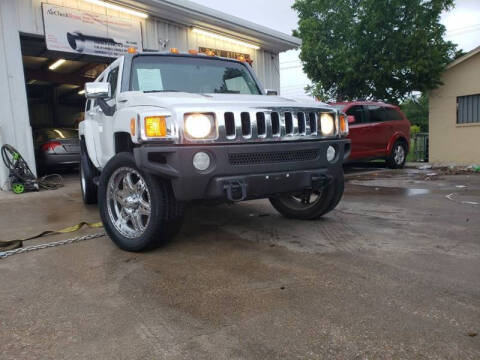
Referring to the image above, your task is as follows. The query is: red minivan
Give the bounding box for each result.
[330,101,410,168]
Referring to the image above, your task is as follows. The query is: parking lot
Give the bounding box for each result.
[1,166,479,359]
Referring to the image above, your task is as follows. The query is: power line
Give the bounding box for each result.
[447,23,480,35]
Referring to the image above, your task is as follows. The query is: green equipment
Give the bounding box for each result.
[1,144,39,194]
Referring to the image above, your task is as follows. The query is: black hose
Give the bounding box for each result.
[1,144,63,190]
[38,174,64,190]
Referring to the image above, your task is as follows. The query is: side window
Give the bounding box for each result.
[384,107,403,121]
[457,94,480,124]
[366,105,385,123]
[106,67,119,99]
[346,105,365,124]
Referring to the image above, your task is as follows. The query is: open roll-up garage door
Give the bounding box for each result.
[20,34,109,173]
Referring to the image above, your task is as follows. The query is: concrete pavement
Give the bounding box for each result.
[0,168,479,359]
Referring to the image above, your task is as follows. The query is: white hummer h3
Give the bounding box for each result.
[80,52,351,252]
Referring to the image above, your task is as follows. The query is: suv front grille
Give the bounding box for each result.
[211,108,337,143]
[228,149,320,165]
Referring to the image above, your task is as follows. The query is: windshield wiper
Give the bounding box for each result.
[143,90,184,93]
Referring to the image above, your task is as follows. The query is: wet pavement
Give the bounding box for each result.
[0,168,479,359]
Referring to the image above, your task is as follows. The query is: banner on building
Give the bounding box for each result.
[42,3,142,58]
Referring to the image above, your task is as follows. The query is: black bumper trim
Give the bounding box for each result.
[134,139,350,201]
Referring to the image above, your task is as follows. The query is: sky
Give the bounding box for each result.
[190,0,480,99]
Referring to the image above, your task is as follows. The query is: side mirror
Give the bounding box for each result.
[85,82,111,99]
[265,89,278,96]
[347,115,356,124]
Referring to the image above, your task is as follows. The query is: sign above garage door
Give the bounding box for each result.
[42,3,143,58]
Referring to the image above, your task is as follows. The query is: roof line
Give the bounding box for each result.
[446,45,480,69]
[140,0,301,48]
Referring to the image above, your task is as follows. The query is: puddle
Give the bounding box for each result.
[405,188,430,196]
[347,184,480,204]
[346,184,430,196]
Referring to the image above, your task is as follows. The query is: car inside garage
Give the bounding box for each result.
[20,34,108,173]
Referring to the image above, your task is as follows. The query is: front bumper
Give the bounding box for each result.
[134,139,351,202]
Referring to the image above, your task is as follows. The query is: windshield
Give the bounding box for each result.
[130,56,261,95]
[36,128,78,140]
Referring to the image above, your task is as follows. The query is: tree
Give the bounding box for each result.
[400,93,429,132]
[293,0,459,103]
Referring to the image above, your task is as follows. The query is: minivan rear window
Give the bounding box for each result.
[366,105,385,122]
[384,108,403,121]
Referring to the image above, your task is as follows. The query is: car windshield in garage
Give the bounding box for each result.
[37,128,78,140]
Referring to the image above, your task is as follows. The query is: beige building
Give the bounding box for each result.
[429,46,480,165]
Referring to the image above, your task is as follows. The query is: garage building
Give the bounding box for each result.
[429,45,480,165]
[0,0,300,190]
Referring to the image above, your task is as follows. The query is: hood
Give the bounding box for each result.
[118,91,331,111]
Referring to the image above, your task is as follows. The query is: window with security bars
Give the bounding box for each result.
[457,94,480,124]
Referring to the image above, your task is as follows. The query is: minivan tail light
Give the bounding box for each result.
[42,141,62,152]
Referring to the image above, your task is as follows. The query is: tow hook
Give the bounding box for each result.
[224,180,247,202]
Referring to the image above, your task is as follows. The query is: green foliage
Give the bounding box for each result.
[400,93,429,132]
[293,0,459,103]
[410,124,421,135]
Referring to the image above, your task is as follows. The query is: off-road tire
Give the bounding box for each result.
[98,152,183,252]
[386,140,407,169]
[269,171,344,220]
[325,172,345,213]
[80,139,98,204]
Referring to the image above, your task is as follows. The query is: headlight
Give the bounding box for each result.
[320,113,335,136]
[184,113,216,139]
[339,113,349,135]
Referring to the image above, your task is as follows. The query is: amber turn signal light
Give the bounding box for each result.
[145,116,167,137]
[130,118,136,136]
[339,114,348,134]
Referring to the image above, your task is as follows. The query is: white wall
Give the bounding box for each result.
[0,0,37,190]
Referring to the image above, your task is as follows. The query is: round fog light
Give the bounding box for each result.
[193,152,211,171]
[326,146,336,162]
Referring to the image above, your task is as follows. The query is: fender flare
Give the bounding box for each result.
[386,132,409,154]
[79,120,101,169]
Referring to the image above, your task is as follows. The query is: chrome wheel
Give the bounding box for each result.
[106,167,151,238]
[394,144,405,165]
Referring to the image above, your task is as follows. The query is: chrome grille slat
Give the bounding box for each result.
[265,112,274,138]
[292,112,300,135]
